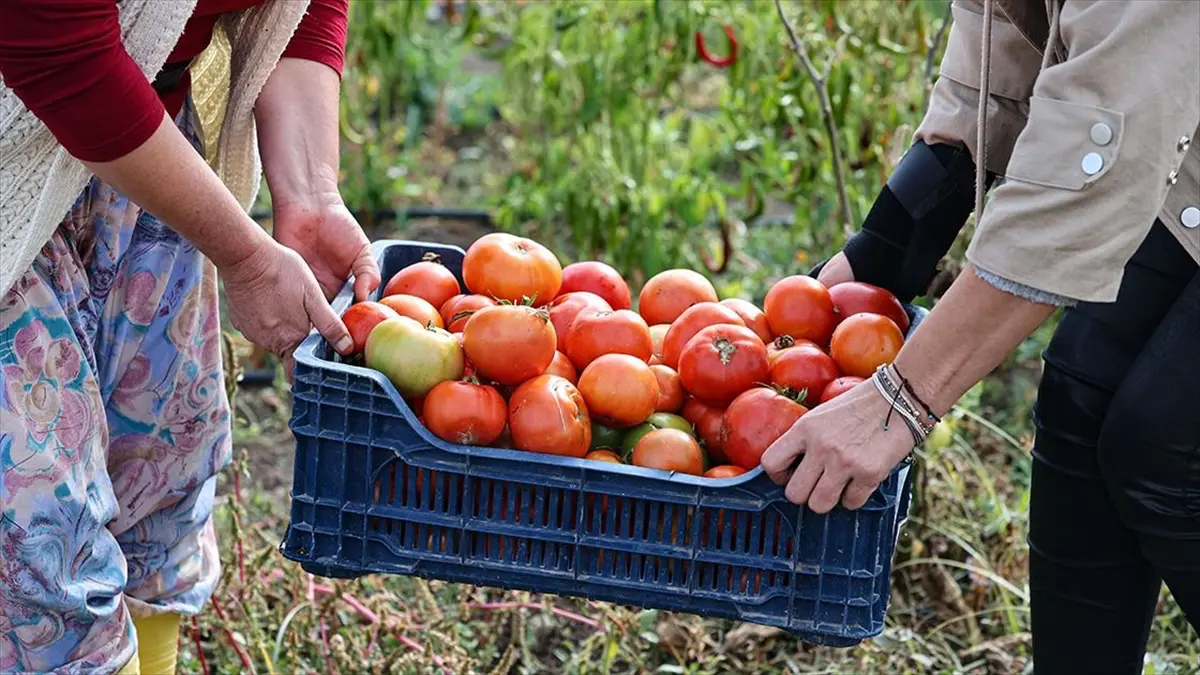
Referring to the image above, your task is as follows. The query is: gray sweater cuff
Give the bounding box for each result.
[973,265,1078,307]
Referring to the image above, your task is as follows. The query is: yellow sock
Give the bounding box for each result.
[127,613,181,675]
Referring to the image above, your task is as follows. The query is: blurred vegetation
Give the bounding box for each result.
[210,1,1197,673]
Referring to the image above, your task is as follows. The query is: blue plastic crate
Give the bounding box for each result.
[280,240,923,647]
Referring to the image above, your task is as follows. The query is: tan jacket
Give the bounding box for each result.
[915,0,1199,302]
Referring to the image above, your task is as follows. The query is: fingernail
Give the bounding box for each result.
[336,336,354,354]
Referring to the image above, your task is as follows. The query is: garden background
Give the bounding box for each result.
[190,1,1198,673]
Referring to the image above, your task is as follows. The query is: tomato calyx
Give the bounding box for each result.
[420,251,444,265]
[772,335,795,350]
[713,337,737,364]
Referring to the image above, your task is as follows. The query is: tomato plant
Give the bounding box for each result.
[576,354,659,428]
[548,291,612,352]
[463,232,563,305]
[677,324,769,406]
[565,309,653,369]
[763,275,837,347]
[365,316,464,398]
[660,302,745,369]
[423,379,507,446]
[381,294,444,329]
[558,261,632,310]
[462,304,556,385]
[383,254,461,310]
[722,387,808,470]
[508,374,592,457]
[631,429,705,476]
[829,313,904,378]
[341,300,401,355]
[637,269,719,326]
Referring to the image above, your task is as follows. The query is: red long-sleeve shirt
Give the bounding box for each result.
[0,0,349,162]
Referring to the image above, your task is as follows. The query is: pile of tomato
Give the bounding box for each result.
[340,233,909,479]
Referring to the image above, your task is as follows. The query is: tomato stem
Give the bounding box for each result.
[773,335,795,350]
[713,337,736,364]
[421,251,444,265]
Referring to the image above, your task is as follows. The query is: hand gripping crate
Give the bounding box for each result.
[280,240,922,647]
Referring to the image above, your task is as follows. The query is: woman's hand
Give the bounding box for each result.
[815,251,856,287]
[221,238,355,363]
[761,380,915,513]
[273,196,380,302]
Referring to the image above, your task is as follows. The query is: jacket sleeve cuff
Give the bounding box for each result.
[973,264,1078,307]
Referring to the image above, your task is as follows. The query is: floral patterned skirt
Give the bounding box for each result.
[0,102,230,674]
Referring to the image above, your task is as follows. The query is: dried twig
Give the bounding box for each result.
[773,0,854,233]
[923,0,954,110]
[210,596,254,673]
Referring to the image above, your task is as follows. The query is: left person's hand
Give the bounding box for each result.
[272,194,380,302]
[760,378,916,513]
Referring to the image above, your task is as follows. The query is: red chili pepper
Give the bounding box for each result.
[695,24,739,68]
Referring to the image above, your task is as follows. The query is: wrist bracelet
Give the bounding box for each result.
[871,367,928,445]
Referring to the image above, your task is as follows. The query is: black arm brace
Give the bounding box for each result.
[809,140,997,303]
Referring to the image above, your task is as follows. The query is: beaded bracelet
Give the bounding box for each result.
[871,364,936,445]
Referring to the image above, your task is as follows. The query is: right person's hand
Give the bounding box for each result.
[816,251,856,287]
[220,238,354,371]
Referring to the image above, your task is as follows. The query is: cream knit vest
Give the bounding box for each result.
[0,0,311,297]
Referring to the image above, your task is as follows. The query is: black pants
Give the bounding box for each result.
[1029,221,1200,673]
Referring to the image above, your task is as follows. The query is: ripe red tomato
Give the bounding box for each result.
[766,334,822,364]
[341,301,401,355]
[463,232,563,305]
[545,351,579,384]
[565,309,653,370]
[829,313,904,378]
[648,324,670,363]
[637,269,719,325]
[681,397,729,465]
[366,317,464,398]
[820,376,864,404]
[631,429,705,476]
[462,305,557,385]
[719,298,773,343]
[703,465,747,479]
[585,449,623,463]
[763,275,836,346]
[548,292,612,352]
[722,387,808,470]
[508,375,592,457]
[650,364,685,413]
[829,281,909,332]
[383,255,461,310]
[440,294,498,333]
[423,379,507,446]
[380,294,444,329]
[677,324,769,407]
[559,261,632,310]
[577,354,659,428]
[769,345,840,405]
[660,302,745,369]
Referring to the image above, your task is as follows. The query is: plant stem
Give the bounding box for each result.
[923,0,954,111]
[773,0,854,235]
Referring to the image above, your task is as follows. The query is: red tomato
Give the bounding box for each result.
[677,324,769,407]
[545,351,579,384]
[423,379,507,446]
[769,346,840,405]
[722,387,808,470]
[650,364,685,413]
[649,324,670,363]
[577,354,659,428]
[565,309,653,369]
[548,292,612,352]
[766,334,822,364]
[380,294,444,329]
[341,301,401,355]
[829,313,904,378]
[703,465,747,479]
[585,450,623,464]
[661,302,745,369]
[558,261,632,310]
[820,376,864,404]
[763,275,836,346]
[463,233,563,305]
[719,298,773,343]
[440,294,498,333]
[508,375,592,457]
[383,255,461,310]
[637,269,719,325]
[462,305,557,385]
[631,429,705,476]
[829,281,909,333]
[681,397,729,465]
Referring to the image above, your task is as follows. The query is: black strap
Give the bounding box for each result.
[152,59,194,95]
